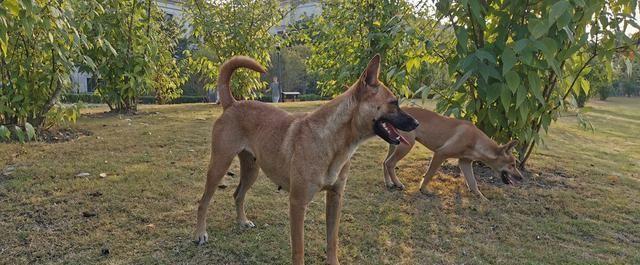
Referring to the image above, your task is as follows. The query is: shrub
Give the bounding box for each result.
[299,94,328,101]
[62,93,103,104]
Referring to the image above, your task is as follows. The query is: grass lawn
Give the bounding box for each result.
[1,97,639,264]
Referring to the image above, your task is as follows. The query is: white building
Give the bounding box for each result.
[271,0,322,35]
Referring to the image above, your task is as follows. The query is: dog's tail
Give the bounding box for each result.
[217,56,266,109]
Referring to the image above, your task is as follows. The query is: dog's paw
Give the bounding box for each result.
[194,231,208,246]
[385,183,405,191]
[419,186,434,196]
[238,220,256,228]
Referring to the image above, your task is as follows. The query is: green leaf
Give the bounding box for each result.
[456,29,468,52]
[505,71,520,93]
[516,84,527,108]
[0,125,10,141]
[25,122,36,141]
[563,26,575,42]
[528,18,549,39]
[549,1,570,25]
[519,101,529,123]
[541,114,552,132]
[502,47,516,75]
[452,70,474,92]
[500,86,512,112]
[4,0,21,16]
[535,38,558,56]
[14,126,25,143]
[486,83,501,103]
[513,39,529,53]
[406,58,421,73]
[557,12,572,28]
[475,50,496,64]
[415,84,431,103]
[580,78,590,94]
[528,71,545,104]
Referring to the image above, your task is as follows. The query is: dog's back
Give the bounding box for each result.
[400,107,488,153]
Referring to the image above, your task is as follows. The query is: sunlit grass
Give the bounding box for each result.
[1,98,639,264]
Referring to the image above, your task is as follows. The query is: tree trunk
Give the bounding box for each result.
[519,140,536,170]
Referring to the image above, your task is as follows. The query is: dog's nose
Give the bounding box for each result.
[409,119,419,130]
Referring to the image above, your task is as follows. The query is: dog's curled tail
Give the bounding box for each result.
[217,56,266,109]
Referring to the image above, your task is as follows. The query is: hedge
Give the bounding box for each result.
[62,93,327,104]
[63,94,208,104]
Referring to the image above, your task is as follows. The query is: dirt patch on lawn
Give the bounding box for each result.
[439,161,577,189]
[38,128,93,143]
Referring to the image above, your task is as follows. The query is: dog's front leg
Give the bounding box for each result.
[326,162,349,265]
[289,183,317,265]
[290,199,306,265]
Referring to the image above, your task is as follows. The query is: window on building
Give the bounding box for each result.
[87,77,98,93]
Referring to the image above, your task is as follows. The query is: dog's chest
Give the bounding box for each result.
[324,142,359,186]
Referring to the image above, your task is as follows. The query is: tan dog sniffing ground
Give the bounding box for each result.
[382,107,523,200]
[194,55,419,264]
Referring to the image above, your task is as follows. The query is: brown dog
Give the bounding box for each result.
[195,55,419,264]
[382,107,523,200]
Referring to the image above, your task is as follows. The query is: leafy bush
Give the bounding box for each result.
[0,0,98,134]
[44,104,83,130]
[432,0,638,167]
[598,86,612,100]
[183,0,278,100]
[171,96,208,104]
[294,0,451,98]
[0,123,37,143]
[299,94,328,101]
[62,93,103,104]
[81,0,184,112]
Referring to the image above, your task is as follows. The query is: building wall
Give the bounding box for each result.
[156,0,191,36]
[271,1,322,35]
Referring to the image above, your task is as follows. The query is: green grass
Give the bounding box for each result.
[1,98,639,264]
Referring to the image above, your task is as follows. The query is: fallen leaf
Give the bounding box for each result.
[146,224,156,229]
[76,172,91,177]
[99,173,107,178]
[1,166,16,176]
[82,211,97,218]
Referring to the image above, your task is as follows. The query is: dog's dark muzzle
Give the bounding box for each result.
[389,110,420,131]
[501,170,523,185]
[374,111,419,145]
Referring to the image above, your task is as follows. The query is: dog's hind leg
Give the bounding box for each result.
[233,150,259,228]
[419,153,446,194]
[459,159,488,201]
[382,145,396,188]
[195,148,238,245]
[383,139,414,190]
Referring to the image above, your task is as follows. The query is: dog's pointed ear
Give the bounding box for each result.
[501,140,519,155]
[360,54,381,86]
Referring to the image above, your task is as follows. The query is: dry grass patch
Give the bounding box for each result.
[1,98,639,264]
